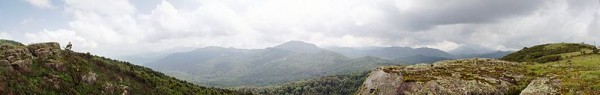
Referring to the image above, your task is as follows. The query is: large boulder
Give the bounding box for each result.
[0,46,32,63]
[82,72,98,84]
[42,75,62,89]
[27,42,61,59]
[44,59,66,71]
[520,77,560,95]
[10,60,32,72]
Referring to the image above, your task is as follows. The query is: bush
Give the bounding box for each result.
[533,55,562,63]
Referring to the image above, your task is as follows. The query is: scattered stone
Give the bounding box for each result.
[82,72,98,84]
[42,75,62,89]
[120,85,129,95]
[45,59,66,71]
[103,83,117,94]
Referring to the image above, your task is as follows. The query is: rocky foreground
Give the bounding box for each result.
[357,58,538,95]
[357,43,600,95]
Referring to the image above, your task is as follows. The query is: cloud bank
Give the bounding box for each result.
[3,0,600,58]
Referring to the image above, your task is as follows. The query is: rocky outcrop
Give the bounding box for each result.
[0,45,33,72]
[520,77,559,95]
[0,42,63,72]
[27,42,61,59]
[357,58,528,95]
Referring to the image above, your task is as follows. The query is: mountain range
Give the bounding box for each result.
[145,41,512,87]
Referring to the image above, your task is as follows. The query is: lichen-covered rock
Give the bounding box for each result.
[27,42,61,59]
[10,60,32,72]
[357,58,528,95]
[520,77,559,95]
[42,75,62,89]
[0,60,9,66]
[0,46,32,63]
[45,59,65,71]
[1,43,34,72]
[82,72,98,84]
[361,70,403,95]
[102,82,118,94]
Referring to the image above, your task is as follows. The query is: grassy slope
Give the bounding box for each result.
[0,39,246,95]
[504,43,600,94]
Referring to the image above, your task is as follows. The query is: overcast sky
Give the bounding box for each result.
[1,0,600,58]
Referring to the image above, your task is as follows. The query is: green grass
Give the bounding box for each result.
[523,52,600,94]
[0,39,24,47]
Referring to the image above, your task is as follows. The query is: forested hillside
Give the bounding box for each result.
[234,72,368,95]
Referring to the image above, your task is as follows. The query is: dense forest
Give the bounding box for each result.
[234,72,368,95]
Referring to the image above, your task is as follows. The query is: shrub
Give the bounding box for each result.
[533,55,562,63]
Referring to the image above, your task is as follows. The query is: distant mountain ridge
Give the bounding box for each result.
[145,41,400,87]
[273,41,324,53]
[146,41,512,87]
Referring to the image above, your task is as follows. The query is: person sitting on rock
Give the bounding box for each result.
[66,42,72,50]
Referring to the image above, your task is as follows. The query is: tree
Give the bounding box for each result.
[593,49,599,54]
[66,42,73,50]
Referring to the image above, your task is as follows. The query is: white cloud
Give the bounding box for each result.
[19,0,600,57]
[24,29,97,50]
[63,0,136,16]
[24,0,54,9]
[0,32,12,39]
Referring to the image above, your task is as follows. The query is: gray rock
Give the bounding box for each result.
[82,72,98,84]
[357,58,524,95]
[27,42,61,59]
[45,59,66,71]
[520,77,559,95]
[11,60,32,72]
[0,60,9,66]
